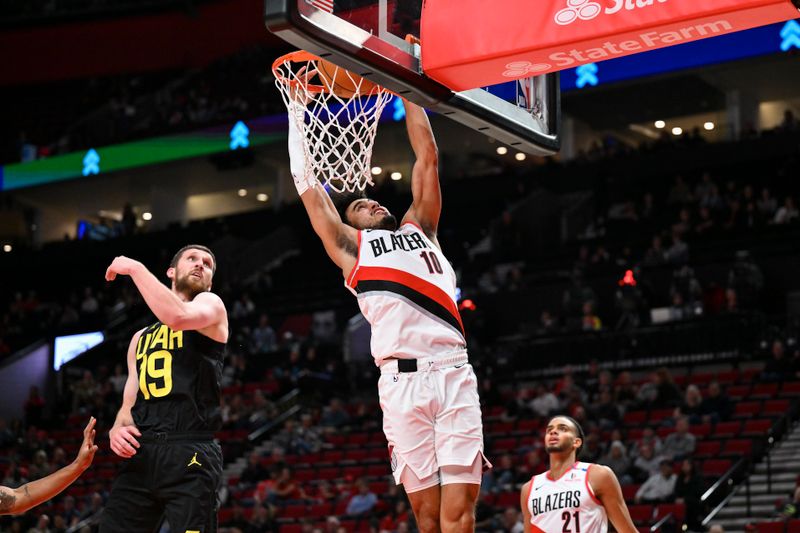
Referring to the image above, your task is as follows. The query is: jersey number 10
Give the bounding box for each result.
[420,251,443,274]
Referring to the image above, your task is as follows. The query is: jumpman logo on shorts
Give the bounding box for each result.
[187,452,202,468]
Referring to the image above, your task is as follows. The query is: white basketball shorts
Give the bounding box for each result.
[378,352,490,490]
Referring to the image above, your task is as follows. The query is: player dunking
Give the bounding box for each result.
[521,416,637,533]
[287,74,488,532]
[100,245,228,533]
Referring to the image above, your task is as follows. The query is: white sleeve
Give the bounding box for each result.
[287,102,316,195]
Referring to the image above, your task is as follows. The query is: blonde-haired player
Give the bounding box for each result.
[521,416,637,533]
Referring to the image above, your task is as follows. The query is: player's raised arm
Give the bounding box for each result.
[0,417,97,515]
[401,98,441,244]
[105,255,226,334]
[285,69,359,272]
[589,464,638,533]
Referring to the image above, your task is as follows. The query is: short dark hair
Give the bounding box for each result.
[170,244,216,274]
[548,415,585,458]
[332,191,366,225]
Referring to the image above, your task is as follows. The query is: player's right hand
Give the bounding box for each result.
[74,416,99,471]
[109,424,141,458]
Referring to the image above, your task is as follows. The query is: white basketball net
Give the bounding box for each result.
[273,52,394,193]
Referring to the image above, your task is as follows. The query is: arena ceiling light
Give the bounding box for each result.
[654,120,666,129]
[238,188,248,197]
[371,166,382,175]
[496,146,508,155]
[704,122,715,131]
[390,172,402,181]
[671,127,683,136]
[142,212,153,221]
[2,244,11,253]
[515,152,527,161]
[257,193,269,202]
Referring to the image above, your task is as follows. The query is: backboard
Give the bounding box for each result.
[265,0,561,155]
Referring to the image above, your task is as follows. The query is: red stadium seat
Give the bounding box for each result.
[309,503,332,518]
[280,525,303,533]
[281,505,308,519]
[742,419,773,436]
[695,441,722,458]
[628,505,654,524]
[722,439,753,457]
[345,450,369,461]
[690,424,712,439]
[763,400,790,416]
[649,409,673,423]
[726,385,751,400]
[655,502,686,521]
[367,464,390,477]
[751,383,779,399]
[495,491,518,507]
[624,411,647,425]
[782,382,800,396]
[322,451,344,462]
[716,370,739,384]
[317,467,340,480]
[756,521,787,533]
[690,372,714,385]
[713,421,742,438]
[787,519,800,533]
[622,484,640,502]
[733,401,762,418]
[493,438,518,451]
[343,466,366,478]
[516,419,540,432]
[702,459,732,477]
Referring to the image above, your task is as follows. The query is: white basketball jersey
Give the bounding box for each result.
[346,221,466,364]
[526,463,608,533]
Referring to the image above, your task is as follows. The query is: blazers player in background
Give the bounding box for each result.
[101,245,228,533]
[0,417,97,515]
[286,72,488,532]
[521,416,637,533]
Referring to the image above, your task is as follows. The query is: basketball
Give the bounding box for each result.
[316,58,376,98]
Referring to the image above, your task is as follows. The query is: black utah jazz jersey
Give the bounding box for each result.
[132,321,226,434]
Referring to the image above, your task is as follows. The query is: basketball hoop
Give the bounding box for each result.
[273,51,394,193]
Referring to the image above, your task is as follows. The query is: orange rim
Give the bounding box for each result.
[272,50,392,98]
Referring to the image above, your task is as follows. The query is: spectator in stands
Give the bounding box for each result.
[700,381,732,423]
[667,175,692,206]
[581,301,602,331]
[231,293,255,320]
[694,206,716,237]
[675,459,704,531]
[23,386,45,428]
[221,502,250,532]
[758,188,778,219]
[346,478,378,516]
[614,371,638,409]
[662,417,696,460]
[246,503,277,533]
[580,433,603,463]
[528,384,559,418]
[642,235,667,267]
[379,499,410,532]
[491,507,524,533]
[79,287,99,317]
[666,232,689,265]
[708,525,725,533]
[320,398,351,429]
[240,452,267,485]
[694,172,715,203]
[592,389,620,428]
[515,451,543,484]
[654,367,682,409]
[774,196,799,225]
[488,454,515,493]
[635,460,677,504]
[600,441,632,485]
[675,384,703,424]
[28,450,53,480]
[250,313,277,354]
[762,340,794,382]
[632,443,664,483]
[778,485,800,519]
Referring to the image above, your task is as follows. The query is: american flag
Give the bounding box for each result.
[305,0,333,13]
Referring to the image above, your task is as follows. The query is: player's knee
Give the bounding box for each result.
[440,504,475,533]
[415,504,441,533]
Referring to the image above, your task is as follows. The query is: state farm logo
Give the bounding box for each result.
[555,0,601,25]
[555,0,669,26]
[503,61,552,78]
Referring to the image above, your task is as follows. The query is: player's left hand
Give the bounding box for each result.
[105,256,141,281]
[74,417,99,472]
